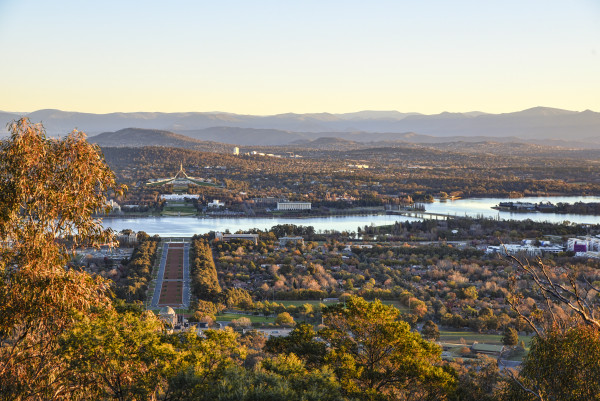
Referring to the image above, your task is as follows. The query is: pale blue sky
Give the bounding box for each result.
[0,0,598,114]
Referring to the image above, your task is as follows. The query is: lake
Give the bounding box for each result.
[425,195,600,225]
[102,214,422,237]
[102,195,600,236]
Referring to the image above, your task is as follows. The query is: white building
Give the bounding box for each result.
[208,199,225,208]
[233,147,239,155]
[158,306,177,327]
[343,244,373,252]
[215,232,259,245]
[107,199,121,213]
[243,328,292,338]
[485,244,563,257]
[160,194,200,201]
[567,236,600,253]
[117,232,138,245]
[276,201,312,211]
[279,236,304,247]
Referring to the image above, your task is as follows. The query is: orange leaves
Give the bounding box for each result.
[1,118,125,254]
[0,118,124,398]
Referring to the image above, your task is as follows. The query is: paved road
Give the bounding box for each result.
[498,359,521,370]
[182,242,190,308]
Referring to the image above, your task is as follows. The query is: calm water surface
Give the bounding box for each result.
[426,195,600,225]
[102,214,422,237]
[102,196,600,236]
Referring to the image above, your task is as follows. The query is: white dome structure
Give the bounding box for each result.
[159,306,176,316]
[158,306,177,326]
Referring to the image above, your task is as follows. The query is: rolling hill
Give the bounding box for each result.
[88,128,233,153]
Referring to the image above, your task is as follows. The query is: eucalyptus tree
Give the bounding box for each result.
[0,118,124,399]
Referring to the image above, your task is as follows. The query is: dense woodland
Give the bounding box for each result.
[360,216,599,242]
[112,234,160,302]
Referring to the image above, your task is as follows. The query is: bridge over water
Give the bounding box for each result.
[386,209,457,220]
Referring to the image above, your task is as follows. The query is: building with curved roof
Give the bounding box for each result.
[158,306,177,326]
[146,163,219,188]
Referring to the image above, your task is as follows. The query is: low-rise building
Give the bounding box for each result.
[215,232,259,245]
[567,236,600,253]
[276,201,312,211]
[343,244,373,252]
[485,243,563,257]
[107,199,121,213]
[279,236,304,247]
[470,343,505,356]
[160,194,200,201]
[208,199,225,208]
[243,328,292,338]
[117,232,138,245]
[158,306,177,327]
[252,197,287,206]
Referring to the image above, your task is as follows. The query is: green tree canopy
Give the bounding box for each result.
[506,326,600,401]
[265,323,326,368]
[502,327,519,347]
[320,296,455,400]
[275,311,295,327]
[59,309,175,400]
[0,119,124,398]
[422,320,440,341]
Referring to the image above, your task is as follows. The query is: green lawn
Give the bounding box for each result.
[380,300,410,312]
[161,203,197,216]
[163,205,195,212]
[276,300,333,306]
[439,330,532,347]
[217,313,275,323]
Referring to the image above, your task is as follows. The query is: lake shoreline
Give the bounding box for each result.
[100,195,600,236]
[102,195,600,220]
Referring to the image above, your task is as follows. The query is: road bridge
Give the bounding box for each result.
[386,210,457,220]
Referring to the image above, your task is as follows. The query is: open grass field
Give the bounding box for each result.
[163,204,196,212]
[162,211,197,216]
[161,204,197,216]
[217,313,276,323]
[439,330,532,347]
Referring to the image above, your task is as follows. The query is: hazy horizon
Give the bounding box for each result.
[1,105,597,117]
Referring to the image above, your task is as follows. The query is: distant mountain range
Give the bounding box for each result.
[2,107,599,146]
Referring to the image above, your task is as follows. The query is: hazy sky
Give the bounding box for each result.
[0,0,598,115]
